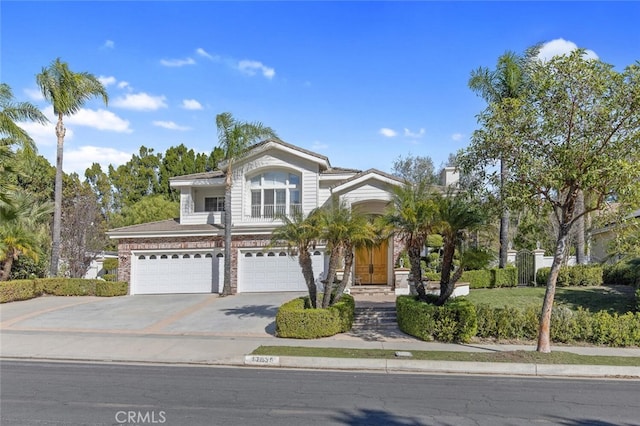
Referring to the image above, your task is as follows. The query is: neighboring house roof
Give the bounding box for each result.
[107,219,222,238]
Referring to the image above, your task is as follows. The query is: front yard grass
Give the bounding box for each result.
[252,346,640,366]
[465,286,635,315]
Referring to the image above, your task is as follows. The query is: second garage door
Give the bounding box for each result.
[239,250,325,292]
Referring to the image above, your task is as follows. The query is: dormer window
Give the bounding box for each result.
[249,171,301,218]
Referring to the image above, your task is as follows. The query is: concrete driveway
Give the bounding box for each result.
[0,293,306,337]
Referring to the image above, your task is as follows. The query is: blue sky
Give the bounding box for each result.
[2,1,639,175]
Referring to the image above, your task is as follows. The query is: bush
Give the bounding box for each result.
[396,296,477,343]
[0,280,42,303]
[461,269,492,289]
[636,288,640,312]
[492,267,518,288]
[535,265,603,287]
[603,259,640,286]
[275,294,355,339]
[95,281,129,297]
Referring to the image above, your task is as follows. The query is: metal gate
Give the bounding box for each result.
[516,249,535,286]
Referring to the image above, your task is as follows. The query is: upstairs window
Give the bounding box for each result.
[204,196,225,212]
[249,171,301,218]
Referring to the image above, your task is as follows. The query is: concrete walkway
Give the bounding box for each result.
[1,294,639,378]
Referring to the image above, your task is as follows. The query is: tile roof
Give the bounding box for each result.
[108,218,222,234]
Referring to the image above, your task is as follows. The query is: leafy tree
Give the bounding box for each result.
[469,48,537,268]
[391,154,437,185]
[159,144,224,201]
[36,58,108,277]
[108,146,161,210]
[381,180,438,299]
[270,209,322,308]
[215,112,277,296]
[0,190,53,280]
[85,162,114,217]
[0,83,47,219]
[110,194,179,228]
[463,50,640,352]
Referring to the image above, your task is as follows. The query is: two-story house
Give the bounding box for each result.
[108,139,457,295]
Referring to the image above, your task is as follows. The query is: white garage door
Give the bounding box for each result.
[132,252,221,295]
[239,250,325,292]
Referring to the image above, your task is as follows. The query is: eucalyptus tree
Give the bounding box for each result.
[0,83,47,219]
[36,58,108,276]
[270,209,322,307]
[215,112,276,296]
[464,50,640,352]
[469,48,537,268]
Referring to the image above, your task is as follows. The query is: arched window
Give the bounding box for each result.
[171,254,179,259]
[139,255,146,260]
[313,251,322,256]
[194,254,201,259]
[216,253,224,258]
[249,171,301,218]
[256,252,264,257]
[279,252,287,257]
[149,255,157,260]
[183,254,190,259]
[267,252,276,257]
[205,253,213,258]
[245,253,253,257]
[160,255,168,259]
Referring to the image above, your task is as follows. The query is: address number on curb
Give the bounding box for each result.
[245,355,280,366]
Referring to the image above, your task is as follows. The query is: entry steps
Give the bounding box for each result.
[352,306,398,330]
[348,285,395,296]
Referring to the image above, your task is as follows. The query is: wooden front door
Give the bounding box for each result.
[355,240,388,285]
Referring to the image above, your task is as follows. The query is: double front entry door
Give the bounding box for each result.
[354,240,388,285]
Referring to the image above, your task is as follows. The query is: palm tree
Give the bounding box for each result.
[382,180,438,299]
[36,58,108,277]
[270,209,322,307]
[215,112,276,296]
[469,49,536,268]
[0,190,53,280]
[0,83,47,219]
[431,190,485,305]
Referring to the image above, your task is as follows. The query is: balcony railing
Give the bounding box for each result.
[249,203,302,221]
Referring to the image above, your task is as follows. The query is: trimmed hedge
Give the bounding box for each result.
[535,265,603,287]
[0,278,129,303]
[461,270,492,289]
[475,303,640,346]
[275,294,355,339]
[427,267,518,289]
[492,267,518,288]
[396,295,477,343]
[603,259,640,287]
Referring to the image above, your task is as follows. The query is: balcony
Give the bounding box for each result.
[247,203,302,222]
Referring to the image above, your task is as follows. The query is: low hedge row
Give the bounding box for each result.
[535,265,603,287]
[475,303,640,346]
[396,295,477,343]
[0,278,129,303]
[275,294,355,339]
[603,259,640,287]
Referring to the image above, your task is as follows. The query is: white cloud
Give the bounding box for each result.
[64,145,132,175]
[102,40,115,49]
[160,57,196,67]
[181,99,203,110]
[310,141,328,151]
[196,48,215,60]
[112,92,167,111]
[66,108,132,133]
[451,133,464,141]
[98,75,117,86]
[537,38,598,62]
[24,88,44,101]
[117,81,131,90]
[379,128,397,138]
[404,128,425,138]
[152,121,191,131]
[17,120,72,147]
[238,60,275,79]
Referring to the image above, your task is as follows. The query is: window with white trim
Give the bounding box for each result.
[204,196,225,212]
[249,171,301,218]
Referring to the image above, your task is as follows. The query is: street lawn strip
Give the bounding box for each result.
[465,286,635,315]
[252,346,640,366]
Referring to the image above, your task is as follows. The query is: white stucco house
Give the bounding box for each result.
[108,139,458,295]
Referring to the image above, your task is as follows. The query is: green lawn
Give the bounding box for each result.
[252,346,640,366]
[465,286,635,314]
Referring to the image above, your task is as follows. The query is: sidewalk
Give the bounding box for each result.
[1,294,639,378]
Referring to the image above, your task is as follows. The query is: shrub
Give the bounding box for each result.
[275,294,355,339]
[423,271,440,281]
[0,280,42,303]
[492,267,518,288]
[603,259,640,286]
[535,265,603,287]
[396,296,477,343]
[636,288,640,312]
[461,269,492,289]
[95,281,129,297]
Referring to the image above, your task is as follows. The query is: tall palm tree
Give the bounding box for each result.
[0,83,47,219]
[382,180,438,299]
[271,209,322,307]
[0,190,53,281]
[431,190,485,305]
[469,49,536,268]
[36,58,108,276]
[215,112,276,296]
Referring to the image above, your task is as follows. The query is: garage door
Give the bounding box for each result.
[239,250,324,292]
[132,252,221,295]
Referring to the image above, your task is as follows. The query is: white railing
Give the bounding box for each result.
[248,204,302,221]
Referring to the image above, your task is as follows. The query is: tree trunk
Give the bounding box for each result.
[322,247,342,308]
[575,191,586,264]
[298,250,317,308]
[221,168,233,296]
[49,115,65,277]
[498,157,509,268]
[332,245,354,304]
[408,243,427,299]
[0,256,14,281]
[436,238,457,305]
[536,226,570,353]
